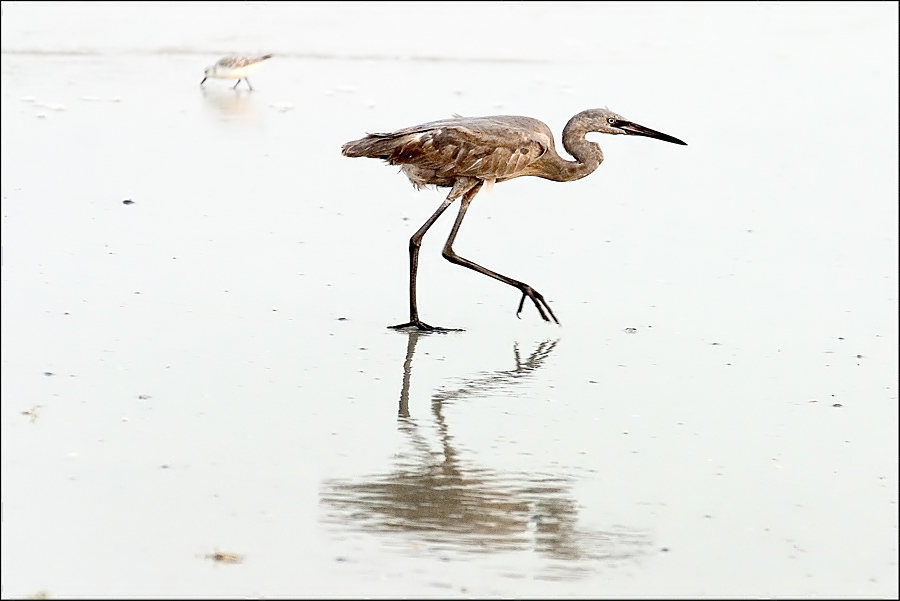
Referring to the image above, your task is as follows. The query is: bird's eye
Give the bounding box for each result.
[607,117,617,125]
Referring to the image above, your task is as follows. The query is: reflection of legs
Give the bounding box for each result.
[442,186,559,324]
[390,179,478,332]
[397,331,421,418]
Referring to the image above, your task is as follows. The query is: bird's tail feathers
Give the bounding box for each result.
[341,134,399,159]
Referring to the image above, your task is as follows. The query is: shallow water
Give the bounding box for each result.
[1,1,898,598]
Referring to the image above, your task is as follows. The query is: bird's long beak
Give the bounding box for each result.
[620,121,687,145]
[200,77,207,86]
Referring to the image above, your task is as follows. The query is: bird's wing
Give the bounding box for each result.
[218,54,272,68]
[385,118,550,181]
[218,55,248,68]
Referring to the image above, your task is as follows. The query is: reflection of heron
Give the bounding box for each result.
[320,335,652,566]
[200,54,273,90]
[398,334,557,418]
[342,109,687,331]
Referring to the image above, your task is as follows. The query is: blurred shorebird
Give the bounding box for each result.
[342,108,687,332]
[200,54,273,90]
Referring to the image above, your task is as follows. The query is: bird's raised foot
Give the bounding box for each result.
[389,320,463,333]
[516,286,560,325]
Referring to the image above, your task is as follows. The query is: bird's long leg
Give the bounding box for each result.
[390,197,455,332]
[245,78,254,91]
[390,179,476,332]
[441,185,560,325]
[232,79,241,90]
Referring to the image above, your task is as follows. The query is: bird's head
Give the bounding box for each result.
[580,108,687,145]
[200,64,217,85]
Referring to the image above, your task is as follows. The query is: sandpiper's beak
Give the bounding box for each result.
[620,121,687,145]
[200,77,207,86]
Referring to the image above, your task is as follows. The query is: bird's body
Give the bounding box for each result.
[342,108,686,331]
[348,115,561,188]
[200,54,273,90]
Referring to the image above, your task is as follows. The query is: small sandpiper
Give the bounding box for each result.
[200,54,274,90]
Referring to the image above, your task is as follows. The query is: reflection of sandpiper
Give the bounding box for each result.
[200,54,273,90]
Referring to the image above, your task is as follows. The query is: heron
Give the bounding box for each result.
[200,54,273,90]
[341,108,686,331]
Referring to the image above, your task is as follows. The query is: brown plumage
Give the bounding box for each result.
[342,108,687,331]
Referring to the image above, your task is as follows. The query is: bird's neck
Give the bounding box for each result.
[549,116,604,182]
[540,131,603,182]
[522,111,605,183]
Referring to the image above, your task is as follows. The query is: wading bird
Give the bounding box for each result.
[342,108,686,331]
[200,54,273,90]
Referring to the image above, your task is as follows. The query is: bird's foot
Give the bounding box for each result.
[389,320,463,333]
[516,287,560,325]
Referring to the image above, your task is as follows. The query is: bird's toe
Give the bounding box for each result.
[389,320,462,333]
